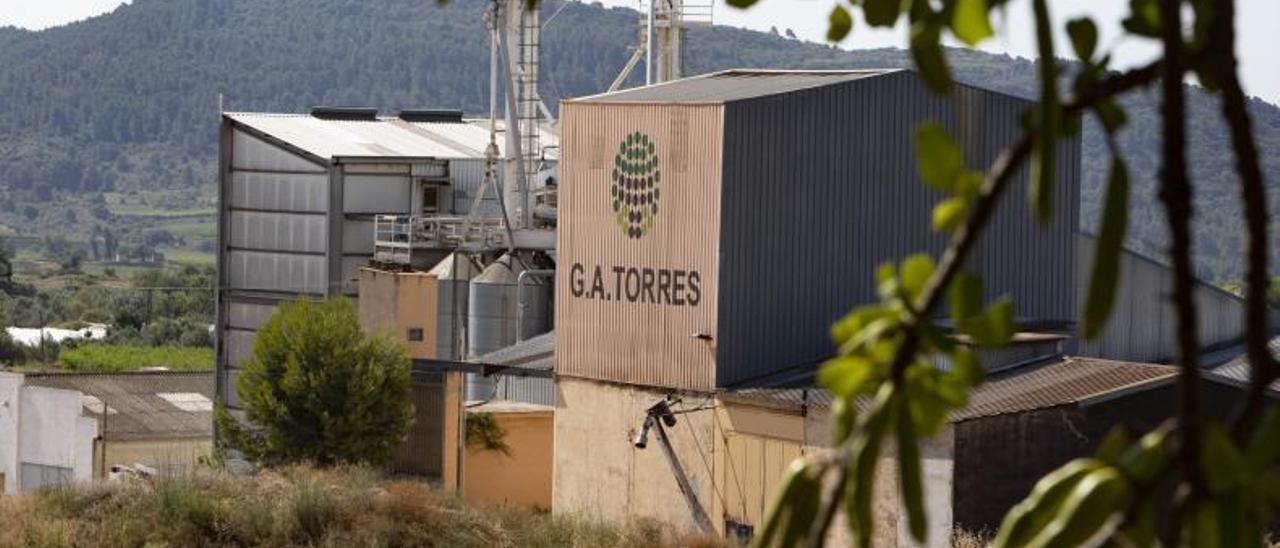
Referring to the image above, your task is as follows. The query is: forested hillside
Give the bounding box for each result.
[0,0,1276,282]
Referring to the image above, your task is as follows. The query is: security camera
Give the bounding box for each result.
[634,416,654,449]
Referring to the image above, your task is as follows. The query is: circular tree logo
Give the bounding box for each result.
[610,131,661,239]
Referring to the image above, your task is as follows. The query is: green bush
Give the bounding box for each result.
[58,344,212,372]
[216,297,414,467]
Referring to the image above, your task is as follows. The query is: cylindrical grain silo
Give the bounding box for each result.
[428,252,481,361]
[466,253,552,400]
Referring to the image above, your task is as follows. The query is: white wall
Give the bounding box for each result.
[0,373,21,494]
[18,385,98,489]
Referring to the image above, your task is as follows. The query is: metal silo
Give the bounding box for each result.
[428,252,481,361]
[466,253,552,400]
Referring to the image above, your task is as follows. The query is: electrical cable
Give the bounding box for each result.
[672,399,735,522]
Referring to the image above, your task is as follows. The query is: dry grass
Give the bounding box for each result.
[952,529,989,548]
[0,465,727,548]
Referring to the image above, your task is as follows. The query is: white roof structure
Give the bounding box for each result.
[224,113,559,162]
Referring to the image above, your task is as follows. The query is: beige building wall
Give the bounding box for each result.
[463,405,554,509]
[99,438,212,477]
[358,267,438,360]
[553,377,718,530]
[556,103,724,391]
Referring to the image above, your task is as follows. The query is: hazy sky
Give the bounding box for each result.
[1,0,1277,104]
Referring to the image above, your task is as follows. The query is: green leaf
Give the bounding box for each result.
[948,271,983,325]
[831,397,858,445]
[897,398,928,543]
[1118,429,1168,485]
[991,459,1103,548]
[959,297,1014,347]
[819,355,879,397]
[910,22,952,93]
[847,386,896,548]
[1024,466,1133,548]
[1065,18,1098,61]
[753,458,821,548]
[955,170,984,198]
[864,0,903,27]
[827,4,854,42]
[1081,157,1128,339]
[725,0,759,7]
[1202,423,1244,494]
[950,0,993,46]
[914,123,964,191]
[949,346,983,386]
[932,197,967,232]
[1094,426,1132,465]
[1028,0,1058,226]
[901,254,935,302]
[1122,0,1161,37]
[1246,409,1280,474]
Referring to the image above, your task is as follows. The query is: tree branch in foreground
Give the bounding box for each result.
[801,61,1163,547]
[1156,0,1203,502]
[1208,0,1278,440]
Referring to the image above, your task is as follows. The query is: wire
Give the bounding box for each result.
[709,404,751,520]
[540,0,571,29]
[673,399,735,521]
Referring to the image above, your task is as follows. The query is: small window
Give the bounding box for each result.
[406,328,424,342]
[421,186,440,214]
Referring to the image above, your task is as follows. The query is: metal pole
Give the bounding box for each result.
[645,0,654,85]
[652,417,715,534]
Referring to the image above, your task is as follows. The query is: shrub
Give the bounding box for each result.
[216,297,414,467]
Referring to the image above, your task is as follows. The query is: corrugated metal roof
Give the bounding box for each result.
[1208,336,1280,390]
[24,372,214,440]
[472,331,554,372]
[569,69,900,104]
[723,356,1178,422]
[225,113,559,161]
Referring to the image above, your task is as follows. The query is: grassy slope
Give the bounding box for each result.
[0,465,725,548]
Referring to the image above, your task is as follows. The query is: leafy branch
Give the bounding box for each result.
[739,0,1278,546]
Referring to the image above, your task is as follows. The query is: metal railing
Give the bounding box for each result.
[642,0,714,27]
[374,215,510,263]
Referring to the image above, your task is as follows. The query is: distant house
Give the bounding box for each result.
[0,371,213,493]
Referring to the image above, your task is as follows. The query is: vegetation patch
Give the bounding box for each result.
[0,466,726,548]
[58,343,213,372]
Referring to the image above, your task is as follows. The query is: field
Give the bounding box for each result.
[0,465,727,548]
[58,344,214,372]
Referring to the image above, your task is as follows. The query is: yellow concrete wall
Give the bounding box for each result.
[553,377,718,532]
[357,267,437,360]
[463,408,554,509]
[100,438,212,477]
[713,403,806,533]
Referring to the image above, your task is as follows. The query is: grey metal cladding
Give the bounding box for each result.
[716,70,1079,387]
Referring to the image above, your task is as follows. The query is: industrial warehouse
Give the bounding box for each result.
[203,1,1280,547]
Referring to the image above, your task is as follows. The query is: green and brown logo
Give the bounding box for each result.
[611,131,661,239]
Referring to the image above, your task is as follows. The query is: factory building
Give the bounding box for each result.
[548,68,1259,543]
[552,69,1079,527]
[211,64,1265,539]
[214,109,557,420]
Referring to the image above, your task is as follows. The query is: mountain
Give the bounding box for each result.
[0,0,1276,283]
